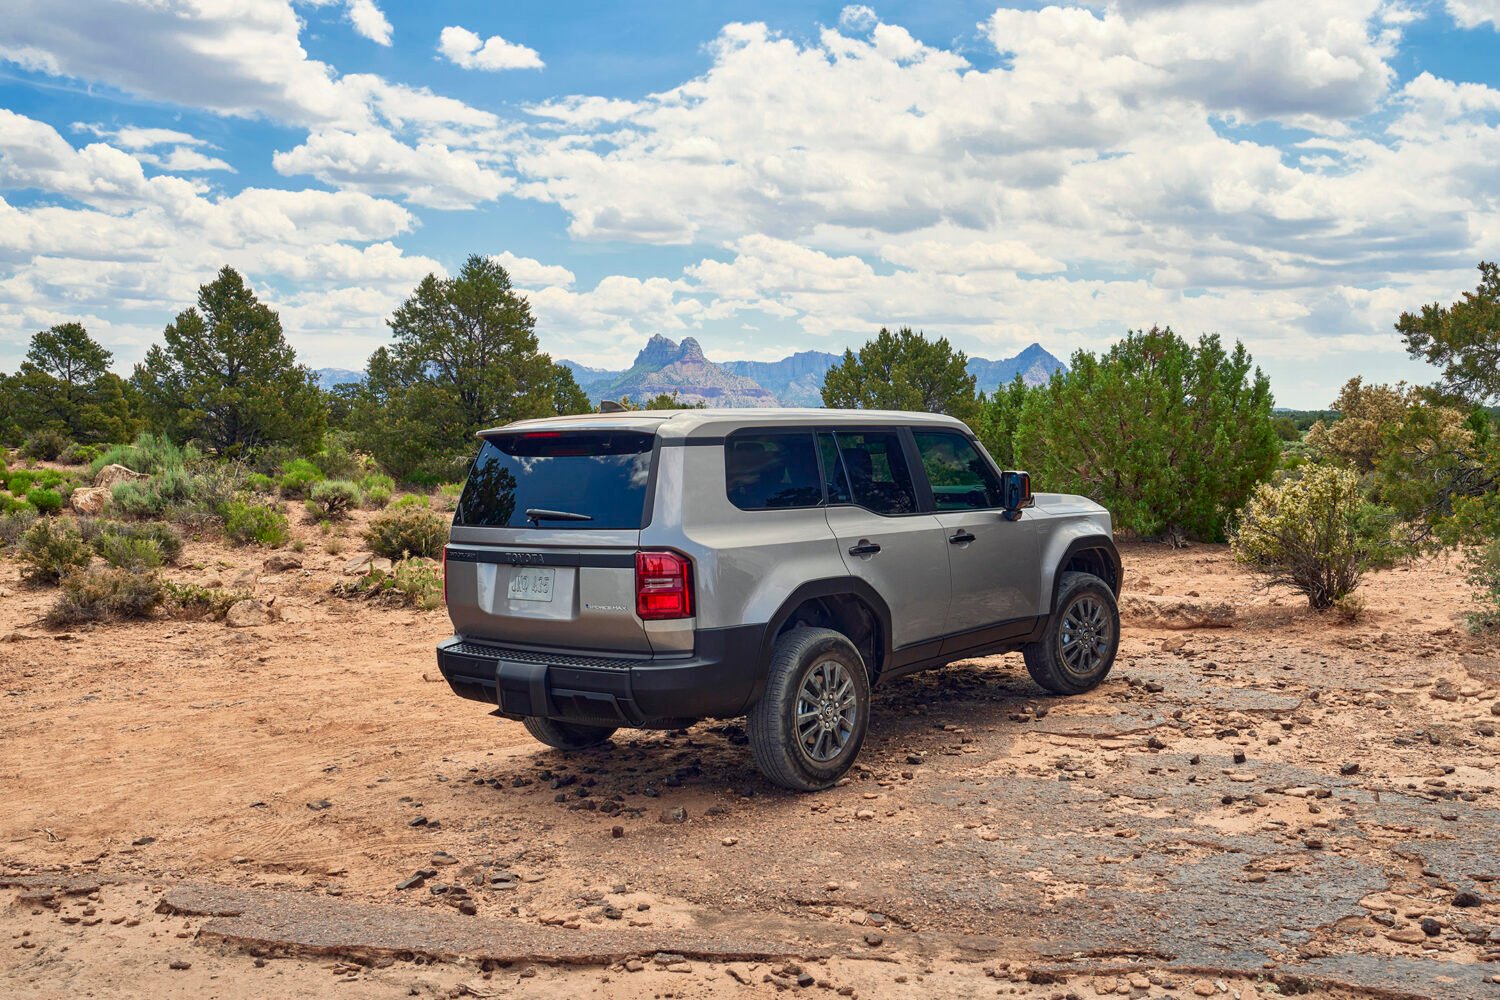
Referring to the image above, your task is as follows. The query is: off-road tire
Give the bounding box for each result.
[522,716,617,750]
[1023,571,1119,695]
[747,627,871,792]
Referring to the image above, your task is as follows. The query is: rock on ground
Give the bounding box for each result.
[1121,594,1236,630]
[93,464,148,491]
[69,486,111,516]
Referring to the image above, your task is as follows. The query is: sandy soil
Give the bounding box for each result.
[2,497,1498,999]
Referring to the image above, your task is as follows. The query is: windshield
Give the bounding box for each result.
[455,431,655,529]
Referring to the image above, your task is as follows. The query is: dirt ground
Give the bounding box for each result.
[2,502,1498,999]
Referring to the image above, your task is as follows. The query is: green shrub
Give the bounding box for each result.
[246,472,276,493]
[0,508,38,548]
[21,429,69,461]
[97,534,165,570]
[223,500,289,547]
[47,565,165,627]
[162,581,251,621]
[109,465,197,519]
[1465,539,1500,635]
[17,519,92,583]
[1231,464,1402,610]
[90,520,184,564]
[390,493,429,510]
[437,482,463,511]
[364,505,446,559]
[313,432,365,480]
[335,557,442,610]
[25,487,63,516]
[278,458,324,498]
[305,479,362,521]
[360,473,394,509]
[58,442,102,466]
[89,433,199,478]
[5,470,36,495]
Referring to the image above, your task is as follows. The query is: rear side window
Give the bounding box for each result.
[913,430,1004,511]
[725,432,823,510]
[822,430,917,516]
[455,431,654,529]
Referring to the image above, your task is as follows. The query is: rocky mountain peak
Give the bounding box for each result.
[676,337,706,363]
[633,334,680,369]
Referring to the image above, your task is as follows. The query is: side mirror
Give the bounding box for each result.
[999,471,1032,520]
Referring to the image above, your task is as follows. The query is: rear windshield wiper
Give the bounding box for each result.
[525,508,594,524]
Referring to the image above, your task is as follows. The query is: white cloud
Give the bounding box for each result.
[1446,0,1500,28]
[438,25,544,71]
[490,251,575,288]
[525,96,641,126]
[272,128,510,209]
[838,5,878,32]
[139,147,236,173]
[347,0,393,46]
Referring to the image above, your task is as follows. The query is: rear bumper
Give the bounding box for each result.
[435,624,766,727]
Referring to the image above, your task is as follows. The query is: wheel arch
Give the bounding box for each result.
[756,578,893,697]
[1044,535,1122,615]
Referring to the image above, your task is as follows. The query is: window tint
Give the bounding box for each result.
[913,430,1004,511]
[818,433,851,504]
[827,430,917,516]
[455,431,654,529]
[725,432,823,510]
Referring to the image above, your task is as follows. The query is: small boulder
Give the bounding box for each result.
[93,464,148,491]
[1123,594,1236,630]
[69,486,111,516]
[225,599,271,628]
[370,557,394,574]
[263,554,303,573]
[343,553,373,575]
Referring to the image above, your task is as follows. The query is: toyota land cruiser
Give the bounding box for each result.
[436,409,1121,791]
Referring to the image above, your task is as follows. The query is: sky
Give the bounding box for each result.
[1,1,1497,408]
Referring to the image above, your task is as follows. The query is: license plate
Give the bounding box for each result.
[507,567,555,602]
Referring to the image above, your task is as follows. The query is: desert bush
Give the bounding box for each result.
[360,472,394,508]
[390,493,429,510]
[278,458,324,498]
[0,508,38,548]
[1465,539,1500,634]
[223,500,289,547]
[245,472,276,493]
[25,488,63,515]
[17,519,92,583]
[47,565,165,626]
[364,505,446,559]
[21,429,69,461]
[313,431,366,480]
[305,479,362,521]
[97,534,165,570]
[82,519,183,564]
[5,470,36,495]
[1015,327,1279,542]
[58,442,102,466]
[109,464,194,519]
[89,433,198,478]
[437,482,463,511]
[335,557,442,610]
[162,581,251,621]
[1231,464,1402,610]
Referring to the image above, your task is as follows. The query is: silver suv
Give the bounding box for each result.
[437,409,1121,790]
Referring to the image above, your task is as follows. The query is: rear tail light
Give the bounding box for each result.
[442,546,449,605]
[635,550,693,620]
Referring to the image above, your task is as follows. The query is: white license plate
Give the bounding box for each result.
[507,567,555,602]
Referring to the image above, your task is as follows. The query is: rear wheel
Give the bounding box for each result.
[522,716,617,750]
[748,627,870,791]
[1023,571,1119,695]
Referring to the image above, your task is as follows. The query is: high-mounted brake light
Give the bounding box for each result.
[635,550,694,620]
[519,431,563,439]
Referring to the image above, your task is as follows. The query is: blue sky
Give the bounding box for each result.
[1,1,1498,407]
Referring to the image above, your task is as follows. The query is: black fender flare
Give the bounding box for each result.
[1047,535,1123,614]
[748,577,894,703]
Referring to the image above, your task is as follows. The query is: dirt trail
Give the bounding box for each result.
[3,523,1498,998]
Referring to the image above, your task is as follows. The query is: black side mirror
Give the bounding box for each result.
[999,471,1032,520]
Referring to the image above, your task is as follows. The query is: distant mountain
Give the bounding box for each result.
[966,343,1066,393]
[721,350,842,407]
[314,367,363,390]
[574,335,781,408]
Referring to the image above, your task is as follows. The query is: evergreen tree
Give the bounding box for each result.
[357,254,590,481]
[1014,327,1278,542]
[820,326,979,421]
[8,323,138,443]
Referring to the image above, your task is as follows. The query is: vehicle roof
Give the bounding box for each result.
[479,407,972,440]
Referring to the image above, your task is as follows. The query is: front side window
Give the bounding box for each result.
[913,430,1004,511]
[455,431,654,529]
[725,432,823,510]
[823,430,917,516]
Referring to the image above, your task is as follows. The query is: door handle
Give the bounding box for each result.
[848,542,882,556]
[949,530,976,545]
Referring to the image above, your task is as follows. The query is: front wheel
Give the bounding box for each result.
[1023,571,1119,695]
[747,627,870,791]
[522,716,617,750]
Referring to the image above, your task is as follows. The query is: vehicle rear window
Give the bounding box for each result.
[455,431,654,529]
[725,432,823,510]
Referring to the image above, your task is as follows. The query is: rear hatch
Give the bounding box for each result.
[445,427,659,653]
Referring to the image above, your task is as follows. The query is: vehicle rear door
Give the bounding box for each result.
[818,429,950,651]
[444,428,658,653]
[909,429,1041,642]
